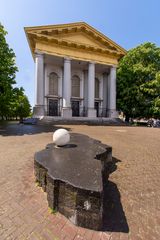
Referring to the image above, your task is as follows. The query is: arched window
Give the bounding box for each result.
[72,75,80,97]
[95,78,100,98]
[49,72,58,96]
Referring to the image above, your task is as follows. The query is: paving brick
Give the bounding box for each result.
[77,227,87,237]
[39,229,55,240]
[0,124,160,240]
[83,229,94,239]
[92,231,102,240]
[55,217,67,231]
[74,235,85,240]
[101,233,111,240]
[27,232,41,240]
[62,222,78,239]
[10,223,30,239]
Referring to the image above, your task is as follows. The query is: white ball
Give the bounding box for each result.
[53,129,70,146]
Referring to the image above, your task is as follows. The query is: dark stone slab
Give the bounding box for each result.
[35,133,112,192]
[34,133,112,230]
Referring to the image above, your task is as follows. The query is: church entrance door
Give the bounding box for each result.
[94,101,99,117]
[48,99,58,116]
[72,101,80,117]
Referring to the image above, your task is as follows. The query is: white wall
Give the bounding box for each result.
[71,69,84,116]
[44,63,63,112]
[45,64,63,96]
[43,59,111,117]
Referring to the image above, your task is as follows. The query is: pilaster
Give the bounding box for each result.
[87,62,96,118]
[107,66,118,118]
[34,53,45,116]
[62,58,72,117]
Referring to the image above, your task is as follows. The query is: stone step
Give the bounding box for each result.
[37,117,127,126]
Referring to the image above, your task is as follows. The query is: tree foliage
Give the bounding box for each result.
[117,42,160,120]
[0,23,31,120]
[0,23,18,118]
[11,87,31,119]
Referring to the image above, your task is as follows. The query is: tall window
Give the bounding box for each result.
[72,75,80,97]
[49,72,58,95]
[95,78,100,98]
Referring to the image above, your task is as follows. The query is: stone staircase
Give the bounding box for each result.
[37,116,127,126]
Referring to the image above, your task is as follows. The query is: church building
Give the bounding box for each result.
[25,22,126,118]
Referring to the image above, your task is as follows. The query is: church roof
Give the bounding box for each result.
[24,22,126,64]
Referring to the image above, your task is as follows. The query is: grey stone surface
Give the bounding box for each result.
[35,133,112,192]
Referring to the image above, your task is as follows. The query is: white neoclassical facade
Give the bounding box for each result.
[25,22,126,118]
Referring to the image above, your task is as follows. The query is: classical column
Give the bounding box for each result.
[83,70,88,116]
[102,73,108,117]
[108,66,118,118]
[80,71,84,116]
[61,58,72,117]
[33,53,45,116]
[87,62,97,117]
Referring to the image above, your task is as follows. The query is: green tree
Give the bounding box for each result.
[11,87,31,121]
[117,42,160,121]
[0,23,18,119]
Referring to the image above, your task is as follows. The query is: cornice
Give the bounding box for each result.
[24,22,126,53]
[28,32,124,59]
[24,22,126,61]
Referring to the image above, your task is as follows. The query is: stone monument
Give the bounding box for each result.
[34,130,112,230]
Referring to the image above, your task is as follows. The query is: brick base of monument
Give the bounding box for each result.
[34,133,112,230]
[34,162,103,230]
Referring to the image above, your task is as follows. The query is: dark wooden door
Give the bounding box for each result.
[94,102,99,117]
[48,99,58,116]
[72,101,79,117]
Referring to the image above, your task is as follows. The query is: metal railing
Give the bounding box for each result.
[42,105,109,117]
[44,105,61,117]
[94,108,108,118]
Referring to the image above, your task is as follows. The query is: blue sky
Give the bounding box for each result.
[1,0,160,107]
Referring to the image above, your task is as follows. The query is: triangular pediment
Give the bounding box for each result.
[50,32,107,49]
[25,22,126,59]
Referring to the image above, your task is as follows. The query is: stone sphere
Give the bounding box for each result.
[53,129,70,146]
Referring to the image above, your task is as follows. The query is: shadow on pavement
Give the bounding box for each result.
[0,122,71,136]
[107,157,121,174]
[102,155,129,233]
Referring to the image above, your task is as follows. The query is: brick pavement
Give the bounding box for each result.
[0,122,159,240]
